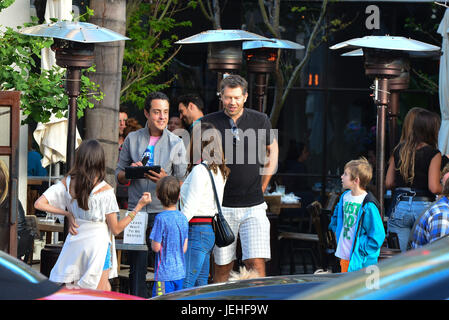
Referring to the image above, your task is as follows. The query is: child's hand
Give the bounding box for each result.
[138,192,152,206]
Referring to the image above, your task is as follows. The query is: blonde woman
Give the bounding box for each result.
[0,160,9,252]
[386,109,442,251]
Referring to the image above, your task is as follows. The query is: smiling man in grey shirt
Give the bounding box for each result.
[116,91,187,298]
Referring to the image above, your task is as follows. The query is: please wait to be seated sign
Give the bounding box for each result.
[123,211,148,245]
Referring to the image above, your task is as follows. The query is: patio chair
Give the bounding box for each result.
[278,205,320,274]
[309,201,338,272]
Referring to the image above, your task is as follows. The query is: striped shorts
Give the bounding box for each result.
[213,202,271,265]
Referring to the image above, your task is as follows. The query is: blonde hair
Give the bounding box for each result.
[228,266,260,281]
[395,109,440,184]
[399,107,426,143]
[344,157,373,190]
[0,160,9,204]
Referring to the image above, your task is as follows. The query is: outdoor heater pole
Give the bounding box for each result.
[255,73,267,112]
[66,68,81,169]
[388,91,400,155]
[373,78,389,219]
[364,50,402,221]
[56,47,95,241]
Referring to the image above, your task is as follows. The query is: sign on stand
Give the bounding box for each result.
[123,211,148,245]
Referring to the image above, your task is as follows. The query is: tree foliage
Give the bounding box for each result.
[0,6,103,124]
[121,0,195,109]
[257,0,354,126]
[0,0,14,12]
[403,5,443,96]
[194,0,352,127]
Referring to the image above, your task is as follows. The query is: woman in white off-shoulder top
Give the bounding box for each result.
[35,139,152,291]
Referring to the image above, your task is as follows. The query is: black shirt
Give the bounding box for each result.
[203,109,274,207]
[393,144,440,195]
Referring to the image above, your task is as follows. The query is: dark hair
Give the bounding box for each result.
[123,118,142,138]
[220,74,248,95]
[177,94,204,111]
[119,105,129,115]
[413,109,440,148]
[156,176,180,207]
[187,122,230,180]
[144,92,170,112]
[67,139,106,210]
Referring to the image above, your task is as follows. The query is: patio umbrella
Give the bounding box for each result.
[438,8,449,156]
[33,114,82,168]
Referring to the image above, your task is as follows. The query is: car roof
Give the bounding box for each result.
[0,250,60,300]
[151,273,342,300]
[293,235,449,299]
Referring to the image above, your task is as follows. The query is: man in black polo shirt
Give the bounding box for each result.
[203,74,278,282]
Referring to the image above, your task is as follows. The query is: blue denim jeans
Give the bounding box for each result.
[387,199,431,252]
[183,224,215,289]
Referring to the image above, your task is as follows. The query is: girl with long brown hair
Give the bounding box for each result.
[386,108,442,251]
[180,122,230,288]
[35,139,151,291]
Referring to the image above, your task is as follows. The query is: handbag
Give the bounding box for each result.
[201,163,235,247]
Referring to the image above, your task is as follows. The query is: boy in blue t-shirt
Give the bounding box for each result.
[150,176,188,297]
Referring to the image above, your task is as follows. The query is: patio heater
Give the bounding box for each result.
[331,36,440,218]
[242,39,304,112]
[175,30,274,109]
[19,21,129,246]
[18,21,130,169]
[342,48,411,156]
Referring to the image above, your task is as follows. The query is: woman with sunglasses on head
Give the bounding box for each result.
[180,122,230,288]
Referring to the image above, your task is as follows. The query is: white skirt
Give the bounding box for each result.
[49,219,117,289]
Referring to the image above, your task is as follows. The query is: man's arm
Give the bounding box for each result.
[261,138,279,193]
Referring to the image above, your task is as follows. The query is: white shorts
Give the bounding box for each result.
[213,202,271,265]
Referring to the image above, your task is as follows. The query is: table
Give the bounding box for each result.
[280,202,302,209]
[114,239,148,273]
[37,219,64,244]
[264,195,301,215]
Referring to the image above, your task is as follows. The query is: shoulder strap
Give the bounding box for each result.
[201,163,222,214]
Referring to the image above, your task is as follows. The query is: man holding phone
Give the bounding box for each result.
[116,91,187,298]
